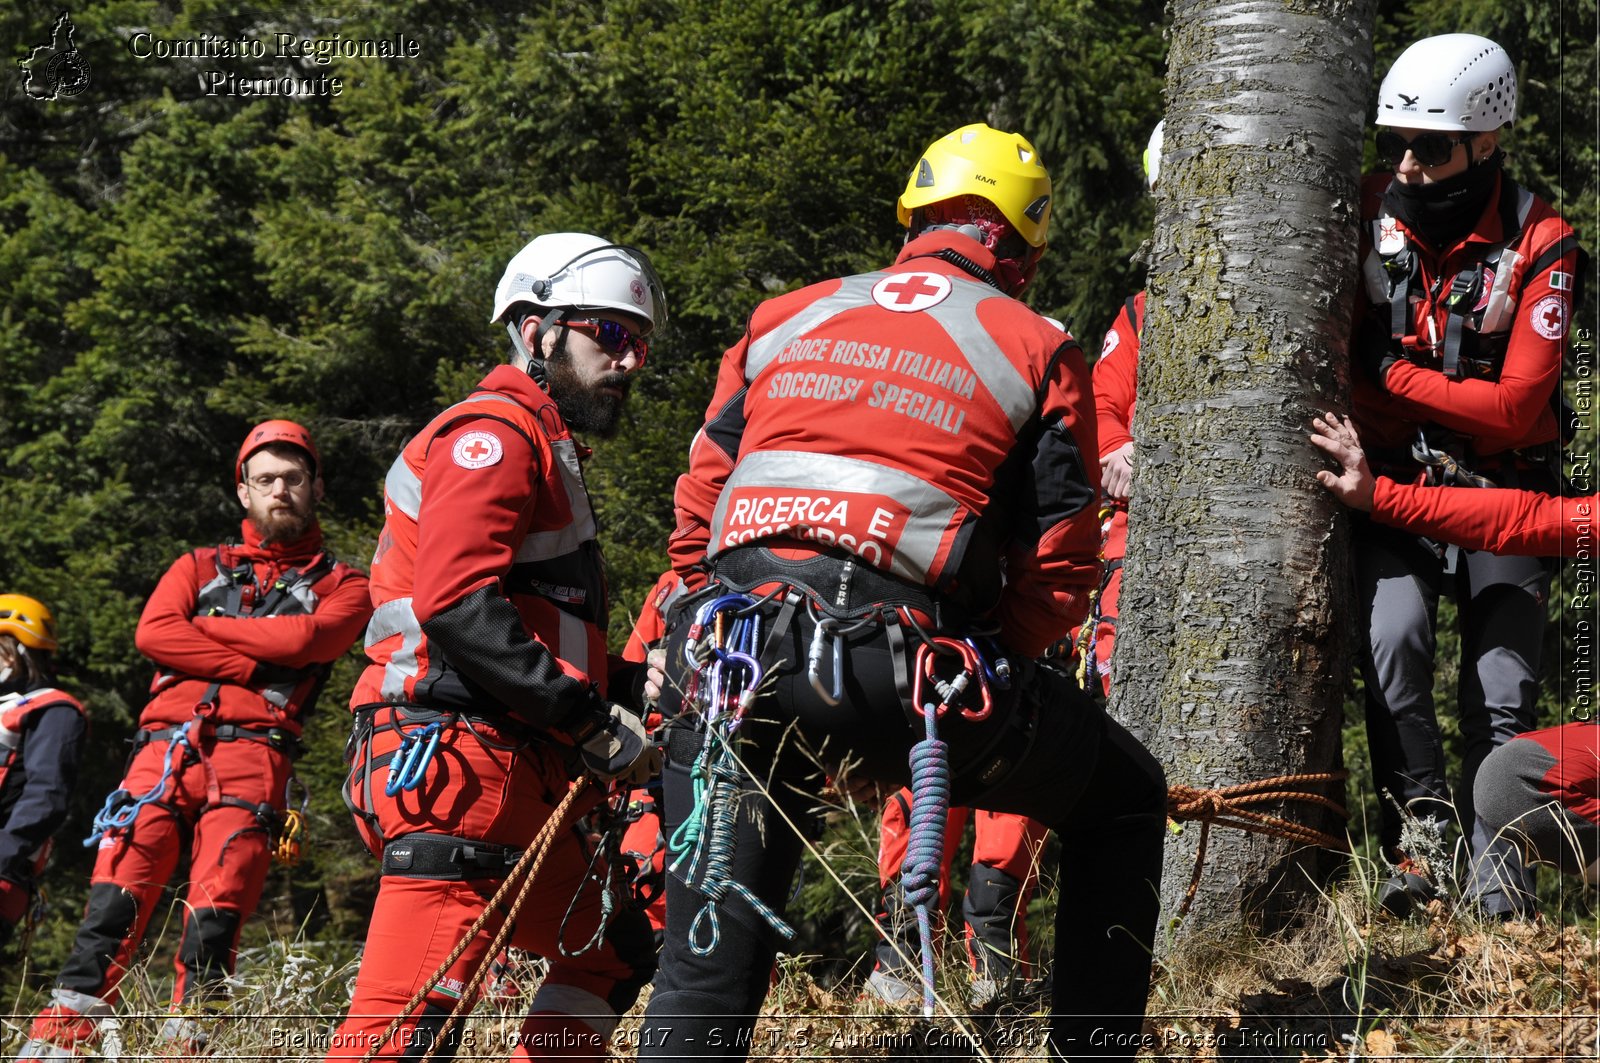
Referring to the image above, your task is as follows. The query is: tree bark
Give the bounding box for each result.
[1111,0,1375,934]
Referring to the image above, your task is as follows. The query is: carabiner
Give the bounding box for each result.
[964,636,1012,691]
[684,593,755,667]
[913,638,991,721]
[715,649,763,721]
[385,721,442,796]
[807,616,845,706]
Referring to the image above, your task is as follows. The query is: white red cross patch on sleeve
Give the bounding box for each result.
[451,430,504,469]
[1529,294,1569,341]
[872,272,951,313]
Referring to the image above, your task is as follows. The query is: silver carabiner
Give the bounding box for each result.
[806,616,845,706]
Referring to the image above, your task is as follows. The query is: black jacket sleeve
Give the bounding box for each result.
[0,702,87,881]
[421,585,608,736]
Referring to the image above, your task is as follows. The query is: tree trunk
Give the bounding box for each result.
[1111,0,1375,935]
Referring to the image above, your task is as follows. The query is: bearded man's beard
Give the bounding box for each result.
[546,350,629,437]
[250,506,314,544]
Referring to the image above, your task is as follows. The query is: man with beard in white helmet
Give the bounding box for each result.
[328,233,667,1060]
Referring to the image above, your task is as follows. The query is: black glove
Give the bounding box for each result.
[575,704,661,787]
[1356,320,1403,388]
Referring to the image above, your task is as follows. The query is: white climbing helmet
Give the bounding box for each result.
[1143,120,1164,190]
[1375,33,1516,132]
[490,232,665,333]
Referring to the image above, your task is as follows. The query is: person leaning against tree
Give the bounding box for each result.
[18,420,372,1062]
[639,123,1167,1063]
[0,595,87,954]
[326,233,665,1062]
[1347,33,1580,920]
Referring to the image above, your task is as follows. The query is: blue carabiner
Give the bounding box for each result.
[965,636,1012,690]
[684,594,755,667]
[385,721,442,796]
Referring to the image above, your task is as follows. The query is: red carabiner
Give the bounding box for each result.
[912,638,991,721]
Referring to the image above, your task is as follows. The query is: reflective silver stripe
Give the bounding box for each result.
[384,452,421,520]
[707,449,962,584]
[923,286,1036,432]
[559,608,590,678]
[514,439,598,562]
[744,276,881,382]
[385,393,532,521]
[366,597,424,701]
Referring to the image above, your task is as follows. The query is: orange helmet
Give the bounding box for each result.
[236,419,320,482]
[0,594,58,651]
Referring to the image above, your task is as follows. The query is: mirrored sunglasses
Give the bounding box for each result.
[1375,129,1471,168]
[560,318,649,366]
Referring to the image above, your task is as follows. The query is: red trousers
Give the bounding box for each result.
[330,709,654,1061]
[67,730,286,1002]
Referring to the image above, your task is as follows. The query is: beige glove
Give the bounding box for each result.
[578,704,662,787]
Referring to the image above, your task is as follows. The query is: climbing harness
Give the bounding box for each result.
[900,638,989,1018]
[1411,429,1497,489]
[669,592,797,956]
[84,719,198,847]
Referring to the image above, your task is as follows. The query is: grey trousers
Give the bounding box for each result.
[1355,520,1551,914]
[1474,729,1599,880]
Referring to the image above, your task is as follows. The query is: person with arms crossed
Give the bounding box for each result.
[19,421,372,1060]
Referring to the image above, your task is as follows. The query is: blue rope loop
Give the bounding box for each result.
[384,721,442,797]
[85,719,196,847]
[902,709,951,1019]
[667,595,797,957]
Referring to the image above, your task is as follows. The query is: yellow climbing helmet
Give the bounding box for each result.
[0,594,58,651]
[896,123,1053,249]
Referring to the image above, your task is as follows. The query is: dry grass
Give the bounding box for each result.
[4,847,1596,1061]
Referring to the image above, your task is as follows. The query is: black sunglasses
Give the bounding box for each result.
[1375,129,1472,168]
[559,318,649,366]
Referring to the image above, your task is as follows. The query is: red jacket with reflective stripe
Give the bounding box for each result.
[134,520,371,735]
[670,231,1102,657]
[1351,172,1576,457]
[1372,478,1595,558]
[356,365,622,723]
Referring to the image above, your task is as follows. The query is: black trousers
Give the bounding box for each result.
[639,556,1166,1062]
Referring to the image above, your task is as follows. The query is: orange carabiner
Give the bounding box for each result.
[912,638,991,721]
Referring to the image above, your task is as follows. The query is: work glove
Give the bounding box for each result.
[577,704,662,787]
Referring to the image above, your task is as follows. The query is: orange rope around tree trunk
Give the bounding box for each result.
[1166,771,1349,918]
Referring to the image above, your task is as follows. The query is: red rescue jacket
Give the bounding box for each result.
[1372,479,1595,559]
[0,688,84,794]
[135,520,371,735]
[1351,171,1577,459]
[669,230,1102,656]
[357,365,627,727]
